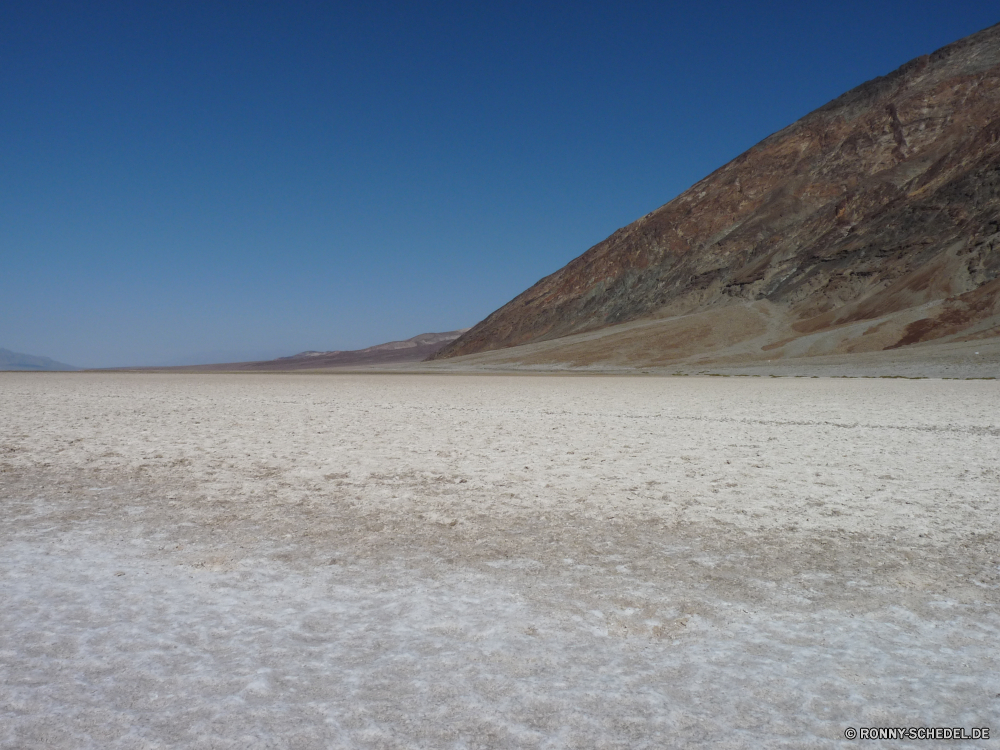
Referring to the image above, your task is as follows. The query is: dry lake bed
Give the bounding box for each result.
[1,372,998,748]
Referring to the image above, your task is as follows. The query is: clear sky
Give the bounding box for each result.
[3,1,997,367]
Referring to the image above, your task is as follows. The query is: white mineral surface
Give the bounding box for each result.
[1,373,998,748]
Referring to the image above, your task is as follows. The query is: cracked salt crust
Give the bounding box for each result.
[1,373,998,748]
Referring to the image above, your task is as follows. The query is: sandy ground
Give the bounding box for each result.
[1,372,998,749]
[408,304,1000,379]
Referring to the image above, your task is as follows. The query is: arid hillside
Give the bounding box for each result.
[434,23,1000,366]
[139,330,467,372]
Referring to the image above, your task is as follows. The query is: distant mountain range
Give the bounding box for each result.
[0,348,79,371]
[433,22,1000,369]
[149,330,468,371]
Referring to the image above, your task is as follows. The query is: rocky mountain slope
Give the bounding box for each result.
[154,331,468,371]
[433,23,1000,366]
[0,348,78,371]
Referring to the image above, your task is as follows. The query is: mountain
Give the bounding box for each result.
[0,348,79,371]
[157,330,468,371]
[433,23,1000,368]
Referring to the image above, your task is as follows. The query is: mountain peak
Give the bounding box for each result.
[433,23,1000,366]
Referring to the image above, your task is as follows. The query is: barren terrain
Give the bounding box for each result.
[155,331,468,372]
[417,308,1000,378]
[1,373,998,748]
[436,23,1000,368]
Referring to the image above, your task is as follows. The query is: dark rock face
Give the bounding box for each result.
[434,23,1000,361]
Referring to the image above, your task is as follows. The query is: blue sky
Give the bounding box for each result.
[2,1,997,367]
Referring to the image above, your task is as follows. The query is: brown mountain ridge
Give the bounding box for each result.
[433,23,1000,369]
[136,331,468,372]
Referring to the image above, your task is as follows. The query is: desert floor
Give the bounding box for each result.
[1,373,998,749]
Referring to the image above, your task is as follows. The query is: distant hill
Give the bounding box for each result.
[151,330,469,371]
[433,23,1000,368]
[0,348,79,371]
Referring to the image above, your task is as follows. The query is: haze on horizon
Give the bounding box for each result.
[3,1,997,368]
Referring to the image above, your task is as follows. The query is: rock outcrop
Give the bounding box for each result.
[433,23,1000,364]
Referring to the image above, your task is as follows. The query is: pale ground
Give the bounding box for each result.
[1,372,998,749]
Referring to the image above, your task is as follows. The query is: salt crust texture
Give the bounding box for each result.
[1,373,998,748]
